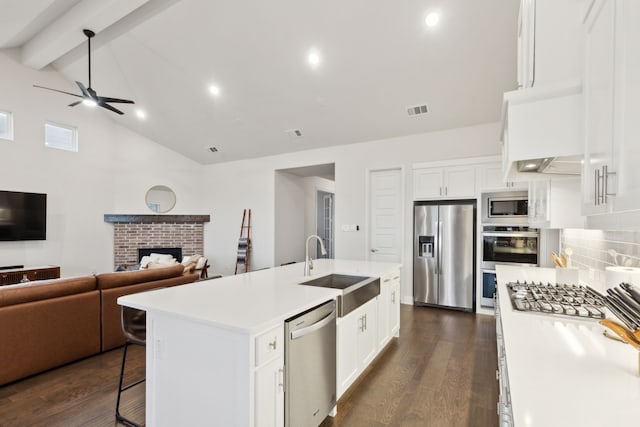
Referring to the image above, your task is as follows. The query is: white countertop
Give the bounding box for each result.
[118,259,401,335]
[496,265,640,427]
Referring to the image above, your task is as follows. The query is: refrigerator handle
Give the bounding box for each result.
[437,221,443,275]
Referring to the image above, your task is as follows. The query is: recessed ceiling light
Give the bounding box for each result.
[82,99,97,107]
[425,12,440,28]
[524,162,538,169]
[308,50,321,67]
[209,85,220,96]
[135,109,146,119]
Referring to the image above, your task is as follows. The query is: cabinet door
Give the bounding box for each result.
[528,180,550,227]
[255,357,284,427]
[582,0,616,214]
[337,312,359,398]
[376,284,390,349]
[413,168,444,199]
[358,299,378,368]
[612,0,640,212]
[444,166,476,198]
[479,163,526,192]
[517,0,535,88]
[389,279,401,337]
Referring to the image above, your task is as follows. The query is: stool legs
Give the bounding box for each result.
[115,341,145,427]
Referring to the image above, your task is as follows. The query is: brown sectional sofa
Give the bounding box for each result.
[0,264,198,386]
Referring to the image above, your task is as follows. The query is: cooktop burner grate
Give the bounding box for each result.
[507,281,606,320]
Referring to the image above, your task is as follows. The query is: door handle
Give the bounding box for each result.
[371,248,378,253]
[290,309,336,340]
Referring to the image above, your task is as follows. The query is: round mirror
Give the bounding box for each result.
[145,185,176,213]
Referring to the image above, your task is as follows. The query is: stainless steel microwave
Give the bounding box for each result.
[482,191,529,223]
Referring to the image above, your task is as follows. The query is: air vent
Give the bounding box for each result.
[407,104,429,117]
[208,146,218,153]
[285,129,303,138]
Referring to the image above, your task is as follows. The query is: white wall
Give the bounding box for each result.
[274,171,305,266]
[203,122,502,300]
[0,50,203,276]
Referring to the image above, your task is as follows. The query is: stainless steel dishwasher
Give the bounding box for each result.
[285,299,337,427]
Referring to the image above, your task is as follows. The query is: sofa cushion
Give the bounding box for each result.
[0,276,97,308]
[96,263,184,290]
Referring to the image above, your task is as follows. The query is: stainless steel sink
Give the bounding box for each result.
[299,274,380,317]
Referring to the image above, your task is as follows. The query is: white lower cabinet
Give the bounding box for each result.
[255,326,285,427]
[337,298,378,398]
[495,291,513,427]
[255,357,284,427]
[339,268,402,399]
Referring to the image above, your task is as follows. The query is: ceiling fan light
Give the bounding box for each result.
[82,99,97,107]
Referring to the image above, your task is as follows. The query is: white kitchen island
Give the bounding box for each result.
[118,259,401,427]
[496,265,640,427]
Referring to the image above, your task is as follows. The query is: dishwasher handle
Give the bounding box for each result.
[290,309,336,340]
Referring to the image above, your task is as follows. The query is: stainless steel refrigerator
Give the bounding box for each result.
[414,200,476,311]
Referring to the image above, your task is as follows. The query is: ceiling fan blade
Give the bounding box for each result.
[68,101,83,107]
[75,81,92,99]
[33,85,82,98]
[97,96,135,104]
[99,102,124,115]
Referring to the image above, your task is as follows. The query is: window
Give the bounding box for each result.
[45,121,77,152]
[0,110,13,140]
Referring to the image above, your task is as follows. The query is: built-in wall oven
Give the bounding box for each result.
[481,225,540,308]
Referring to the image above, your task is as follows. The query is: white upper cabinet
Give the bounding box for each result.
[479,162,526,192]
[529,178,585,228]
[582,0,616,214]
[518,0,585,89]
[582,0,640,219]
[413,166,475,200]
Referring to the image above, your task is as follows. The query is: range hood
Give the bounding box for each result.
[516,155,582,175]
[501,82,583,181]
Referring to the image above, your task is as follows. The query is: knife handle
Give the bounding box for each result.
[600,318,640,350]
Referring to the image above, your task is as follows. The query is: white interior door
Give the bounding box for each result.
[368,168,402,263]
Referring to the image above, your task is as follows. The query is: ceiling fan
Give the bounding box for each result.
[34,29,134,115]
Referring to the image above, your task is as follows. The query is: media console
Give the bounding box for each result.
[0,266,60,286]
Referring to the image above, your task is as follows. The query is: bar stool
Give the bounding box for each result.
[115,305,146,427]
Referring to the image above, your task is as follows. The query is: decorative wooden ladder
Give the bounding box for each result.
[235,209,251,274]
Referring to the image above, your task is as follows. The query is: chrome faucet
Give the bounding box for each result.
[304,235,327,276]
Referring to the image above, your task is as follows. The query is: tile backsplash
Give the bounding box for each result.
[560,229,640,273]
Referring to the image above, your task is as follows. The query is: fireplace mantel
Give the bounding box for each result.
[104,214,210,224]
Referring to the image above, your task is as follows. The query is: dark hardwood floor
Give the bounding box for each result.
[0,305,498,427]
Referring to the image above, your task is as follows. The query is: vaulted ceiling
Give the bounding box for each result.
[1,0,519,164]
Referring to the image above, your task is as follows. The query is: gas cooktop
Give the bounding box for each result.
[507,281,606,320]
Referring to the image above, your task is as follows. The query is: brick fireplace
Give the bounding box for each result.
[104,214,210,268]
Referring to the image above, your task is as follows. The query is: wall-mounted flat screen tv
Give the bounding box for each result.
[0,190,47,241]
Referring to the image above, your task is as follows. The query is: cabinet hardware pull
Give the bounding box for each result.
[439,187,442,196]
[594,168,601,206]
[445,186,448,196]
[393,276,399,280]
[383,278,390,283]
[268,340,277,350]
[278,367,284,389]
[603,164,617,203]
[363,314,367,331]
